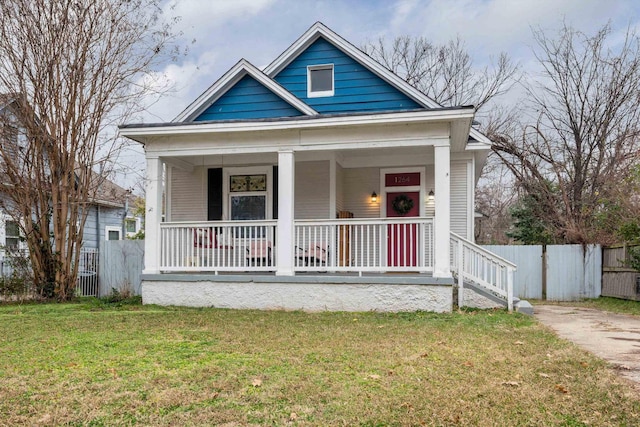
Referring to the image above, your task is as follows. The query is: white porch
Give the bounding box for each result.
[123,109,516,311]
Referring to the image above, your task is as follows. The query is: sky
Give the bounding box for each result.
[116,0,640,189]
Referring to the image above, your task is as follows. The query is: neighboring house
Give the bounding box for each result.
[80,173,142,249]
[120,22,516,312]
[0,95,142,254]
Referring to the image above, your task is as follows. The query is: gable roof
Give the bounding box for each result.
[163,22,493,147]
[265,22,442,110]
[174,59,317,122]
[265,22,492,146]
[82,164,131,208]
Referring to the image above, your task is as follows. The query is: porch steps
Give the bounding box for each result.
[463,280,533,315]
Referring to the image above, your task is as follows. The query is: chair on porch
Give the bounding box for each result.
[246,240,272,266]
[297,242,328,267]
[191,227,234,267]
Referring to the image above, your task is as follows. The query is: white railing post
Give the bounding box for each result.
[457,238,464,308]
[507,266,514,312]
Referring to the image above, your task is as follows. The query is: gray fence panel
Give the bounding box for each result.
[546,244,601,301]
[483,245,543,299]
[99,240,144,297]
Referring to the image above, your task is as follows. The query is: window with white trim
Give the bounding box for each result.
[307,64,334,97]
[105,226,121,241]
[229,174,267,221]
[125,218,137,235]
[5,220,19,250]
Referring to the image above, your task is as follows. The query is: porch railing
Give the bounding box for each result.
[160,220,277,272]
[450,232,516,311]
[295,217,434,273]
[159,218,434,274]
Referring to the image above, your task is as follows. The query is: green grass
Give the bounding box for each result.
[0,302,639,426]
[533,296,640,316]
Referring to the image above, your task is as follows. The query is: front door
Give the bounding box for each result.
[386,191,420,266]
[383,171,422,267]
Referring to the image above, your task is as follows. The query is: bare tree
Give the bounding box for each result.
[363,35,519,111]
[493,23,640,244]
[364,35,520,244]
[0,0,179,299]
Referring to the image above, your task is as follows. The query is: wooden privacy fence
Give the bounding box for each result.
[482,244,601,301]
[96,241,605,301]
[601,245,640,300]
[99,240,144,297]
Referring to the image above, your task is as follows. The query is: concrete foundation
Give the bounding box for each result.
[141,274,454,312]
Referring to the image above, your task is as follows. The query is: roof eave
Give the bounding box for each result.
[120,107,475,144]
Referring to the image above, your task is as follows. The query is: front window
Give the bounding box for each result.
[307,64,334,97]
[5,220,19,250]
[229,174,267,221]
[105,226,121,241]
[125,219,137,234]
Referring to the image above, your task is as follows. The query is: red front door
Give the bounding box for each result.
[386,191,420,267]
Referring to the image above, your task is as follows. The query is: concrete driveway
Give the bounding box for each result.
[535,305,640,384]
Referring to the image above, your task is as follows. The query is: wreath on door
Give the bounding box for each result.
[391,194,414,215]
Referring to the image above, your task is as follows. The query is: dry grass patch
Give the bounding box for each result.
[0,302,638,426]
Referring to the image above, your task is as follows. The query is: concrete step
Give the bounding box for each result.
[462,280,532,315]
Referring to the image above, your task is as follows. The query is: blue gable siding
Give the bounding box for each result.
[274,37,422,114]
[194,75,304,121]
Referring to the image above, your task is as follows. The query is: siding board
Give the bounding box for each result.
[171,167,206,221]
[295,161,330,219]
[342,168,379,218]
[450,161,468,238]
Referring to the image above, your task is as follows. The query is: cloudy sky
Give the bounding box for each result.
[117,0,640,187]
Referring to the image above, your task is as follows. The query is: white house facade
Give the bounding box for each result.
[120,22,516,312]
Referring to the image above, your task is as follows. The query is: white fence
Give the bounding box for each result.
[482,244,602,301]
[76,248,99,297]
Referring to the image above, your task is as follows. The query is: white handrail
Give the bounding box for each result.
[160,220,277,272]
[295,217,434,273]
[450,232,516,311]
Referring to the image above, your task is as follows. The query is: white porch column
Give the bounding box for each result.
[434,142,451,278]
[143,156,163,274]
[276,150,295,276]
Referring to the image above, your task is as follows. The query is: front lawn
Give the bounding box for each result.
[0,302,638,426]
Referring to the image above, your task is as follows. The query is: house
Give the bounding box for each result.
[120,22,516,312]
[0,95,143,267]
[80,170,142,249]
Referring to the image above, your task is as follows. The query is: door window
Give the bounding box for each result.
[230,195,266,221]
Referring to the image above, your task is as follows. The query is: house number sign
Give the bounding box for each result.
[385,172,420,187]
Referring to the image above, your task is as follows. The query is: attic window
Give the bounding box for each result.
[307,64,334,97]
